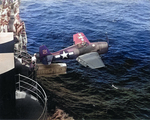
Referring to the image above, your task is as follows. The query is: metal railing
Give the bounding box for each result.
[15,74,47,120]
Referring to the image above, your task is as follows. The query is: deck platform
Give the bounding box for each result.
[36,63,67,76]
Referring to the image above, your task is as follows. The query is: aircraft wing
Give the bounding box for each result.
[73,32,90,45]
[76,52,105,69]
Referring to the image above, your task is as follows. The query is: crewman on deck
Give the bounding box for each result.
[32,53,37,65]
[30,53,37,70]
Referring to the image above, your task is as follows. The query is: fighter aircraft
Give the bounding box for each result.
[39,32,109,69]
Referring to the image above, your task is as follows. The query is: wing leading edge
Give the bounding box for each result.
[76,52,105,69]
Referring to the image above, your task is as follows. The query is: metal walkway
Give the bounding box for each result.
[15,74,47,120]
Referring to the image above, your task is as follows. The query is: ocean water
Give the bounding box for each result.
[20,0,150,119]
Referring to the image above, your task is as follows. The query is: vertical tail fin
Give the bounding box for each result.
[39,45,51,59]
[39,45,53,64]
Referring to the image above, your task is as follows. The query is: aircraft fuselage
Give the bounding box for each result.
[51,41,108,60]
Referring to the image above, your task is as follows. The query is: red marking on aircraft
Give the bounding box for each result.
[73,32,90,45]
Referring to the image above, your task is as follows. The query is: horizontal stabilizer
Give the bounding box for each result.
[41,55,53,65]
[76,52,105,69]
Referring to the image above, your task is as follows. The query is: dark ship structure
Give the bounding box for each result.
[0,0,49,119]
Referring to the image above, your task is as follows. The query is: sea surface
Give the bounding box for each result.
[19,0,150,119]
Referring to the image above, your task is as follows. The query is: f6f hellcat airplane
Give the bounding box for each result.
[39,32,108,69]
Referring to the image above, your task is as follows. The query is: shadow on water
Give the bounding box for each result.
[36,49,150,119]
[37,61,150,119]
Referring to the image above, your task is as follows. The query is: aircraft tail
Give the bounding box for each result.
[39,45,53,65]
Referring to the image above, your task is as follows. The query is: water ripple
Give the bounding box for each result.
[20,0,150,119]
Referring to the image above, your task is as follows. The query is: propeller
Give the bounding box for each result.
[105,32,111,47]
